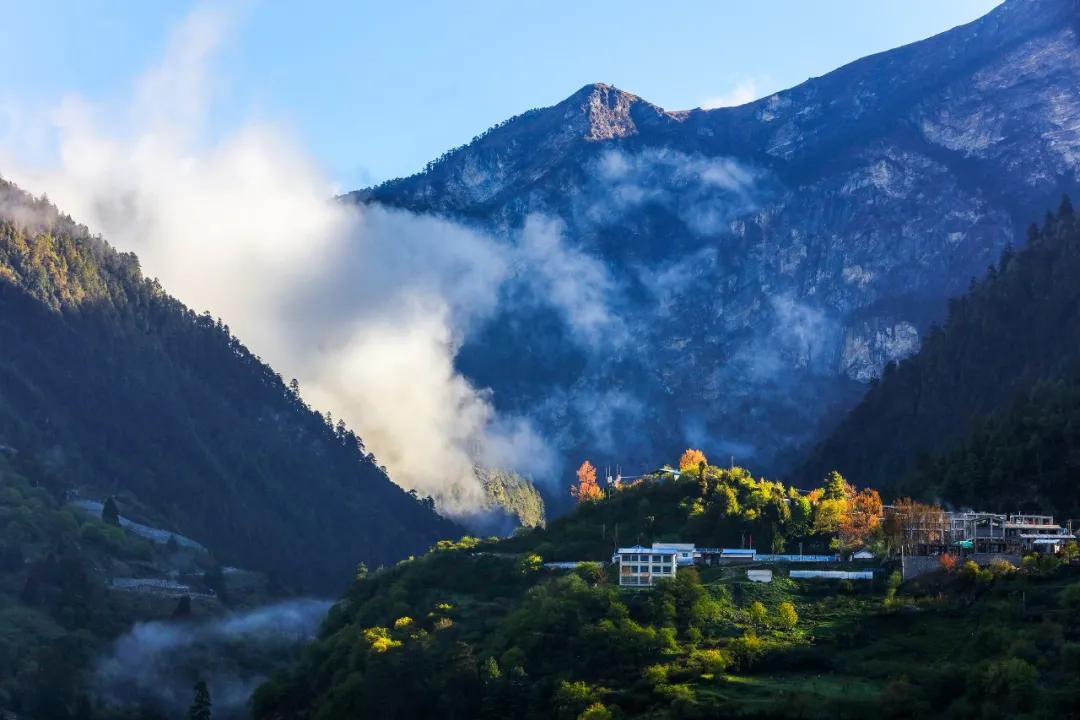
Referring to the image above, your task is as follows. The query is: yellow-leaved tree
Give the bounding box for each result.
[678,448,708,472]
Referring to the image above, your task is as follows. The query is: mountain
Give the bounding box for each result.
[801,198,1080,518]
[0,179,459,593]
[352,0,1080,492]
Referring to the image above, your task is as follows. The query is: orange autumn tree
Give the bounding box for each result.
[570,460,604,503]
[678,448,708,473]
[811,471,884,549]
[839,487,884,549]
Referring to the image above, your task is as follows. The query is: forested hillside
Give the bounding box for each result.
[801,198,1080,517]
[254,455,1080,719]
[0,179,458,593]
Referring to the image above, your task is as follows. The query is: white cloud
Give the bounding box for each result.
[0,4,568,518]
[516,214,625,347]
[701,79,762,109]
[587,148,764,235]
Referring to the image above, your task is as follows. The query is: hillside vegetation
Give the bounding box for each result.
[254,454,1080,719]
[0,179,458,592]
[802,198,1080,518]
[0,454,170,717]
[477,467,546,530]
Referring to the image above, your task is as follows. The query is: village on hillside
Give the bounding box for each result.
[563,451,1078,588]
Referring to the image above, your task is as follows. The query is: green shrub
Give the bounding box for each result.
[728,632,764,671]
[577,703,613,720]
[981,657,1037,708]
[776,601,798,630]
[1060,582,1080,610]
[79,521,152,560]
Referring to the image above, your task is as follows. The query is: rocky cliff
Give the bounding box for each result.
[352,0,1080,487]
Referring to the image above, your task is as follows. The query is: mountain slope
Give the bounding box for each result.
[0,179,459,592]
[254,456,1080,720]
[801,198,1080,517]
[352,0,1080,490]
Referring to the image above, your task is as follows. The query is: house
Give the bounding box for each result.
[1005,514,1075,552]
[892,508,1075,556]
[614,545,677,587]
[651,542,697,566]
[851,549,875,561]
[697,548,757,565]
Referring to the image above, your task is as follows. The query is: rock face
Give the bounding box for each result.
[353,0,1080,484]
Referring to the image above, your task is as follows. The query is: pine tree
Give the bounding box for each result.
[171,595,192,620]
[188,679,211,720]
[1059,193,1074,221]
[101,497,120,527]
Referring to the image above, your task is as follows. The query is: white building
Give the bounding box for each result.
[614,545,678,587]
[651,542,697,566]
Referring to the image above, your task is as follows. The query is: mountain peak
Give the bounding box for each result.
[560,82,669,140]
[567,82,637,102]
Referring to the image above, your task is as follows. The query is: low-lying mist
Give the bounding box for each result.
[94,598,332,719]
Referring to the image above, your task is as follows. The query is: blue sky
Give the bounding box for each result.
[0,0,1001,189]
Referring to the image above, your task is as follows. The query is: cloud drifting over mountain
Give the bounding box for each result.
[0,5,621,516]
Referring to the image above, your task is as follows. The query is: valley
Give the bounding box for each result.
[4,0,1080,718]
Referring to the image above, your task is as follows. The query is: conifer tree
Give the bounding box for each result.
[101,497,120,527]
[188,679,211,720]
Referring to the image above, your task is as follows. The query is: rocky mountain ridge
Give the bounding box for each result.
[354,0,1080,489]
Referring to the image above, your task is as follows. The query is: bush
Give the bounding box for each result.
[575,562,606,586]
[1060,582,1080,610]
[988,559,1016,578]
[728,632,764,671]
[517,554,543,575]
[362,626,401,653]
[691,648,731,675]
[974,626,1009,654]
[578,703,613,720]
[1021,553,1062,578]
[79,521,152,561]
[643,664,668,687]
[1061,643,1080,673]
[556,680,600,719]
[776,601,798,630]
[748,601,769,628]
[981,657,1037,708]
